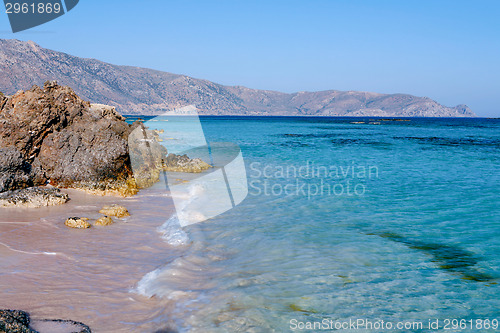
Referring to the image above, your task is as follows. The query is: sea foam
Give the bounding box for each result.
[157,215,190,246]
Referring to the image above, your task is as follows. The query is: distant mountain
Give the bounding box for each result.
[0,39,475,117]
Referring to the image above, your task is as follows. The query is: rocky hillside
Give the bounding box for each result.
[0,39,475,117]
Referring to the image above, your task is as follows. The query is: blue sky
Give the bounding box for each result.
[1,0,499,116]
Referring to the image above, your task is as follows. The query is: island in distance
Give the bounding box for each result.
[0,39,475,117]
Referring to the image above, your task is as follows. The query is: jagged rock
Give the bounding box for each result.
[0,310,36,333]
[98,205,130,218]
[94,216,113,226]
[128,122,167,188]
[0,147,35,192]
[128,122,212,187]
[66,178,139,197]
[65,217,91,229]
[0,187,69,208]
[0,92,6,113]
[162,153,211,173]
[0,82,211,196]
[0,82,138,197]
[0,310,92,333]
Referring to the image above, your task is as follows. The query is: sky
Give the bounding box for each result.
[1,0,499,117]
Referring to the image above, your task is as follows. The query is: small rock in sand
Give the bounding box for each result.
[99,205,130,218]
[65,217,91,229]
[94,216,114,226]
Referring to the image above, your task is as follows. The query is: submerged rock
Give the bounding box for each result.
[373,232,495,282]
[98,205,130,218]
[65,217,91,229]
[94,216,114,226]
[0,187,69,208]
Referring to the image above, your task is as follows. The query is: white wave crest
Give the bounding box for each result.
[157,215,190,246]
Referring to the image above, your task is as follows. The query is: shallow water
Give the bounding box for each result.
[1,117,499,332]
[0,187,182,332]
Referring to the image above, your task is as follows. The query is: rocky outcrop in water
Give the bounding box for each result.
[162,153,211,173]
[127,123,212,189]
[99,205,130,218]
[64,217,91,229]
[94,216,114,226]
[0,187,69,208]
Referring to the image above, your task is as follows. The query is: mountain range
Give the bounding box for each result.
[0,39,475,117]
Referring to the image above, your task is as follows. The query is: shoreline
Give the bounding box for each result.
[0,185,183,332]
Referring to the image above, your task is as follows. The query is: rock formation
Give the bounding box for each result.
[0,147,44,193]
[0,81,138,196]
[0,309,35,333]
[0,81,214,203]
[94,216,114,226]
[127,123,212,189]
[0,309,91,333]
[0,187,69,208]
[64,217,91,229]
[162,153,212,173]
[98,205,130,218]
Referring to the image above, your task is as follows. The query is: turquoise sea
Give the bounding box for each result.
[126,116,500,332]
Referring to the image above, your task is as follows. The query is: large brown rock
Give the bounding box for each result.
[0,81,212,196]
[0,81,137,196]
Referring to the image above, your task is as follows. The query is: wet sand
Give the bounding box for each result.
[0,186,183,332]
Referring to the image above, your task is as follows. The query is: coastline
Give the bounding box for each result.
[0,185,182,332]
[1,116,499,332]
